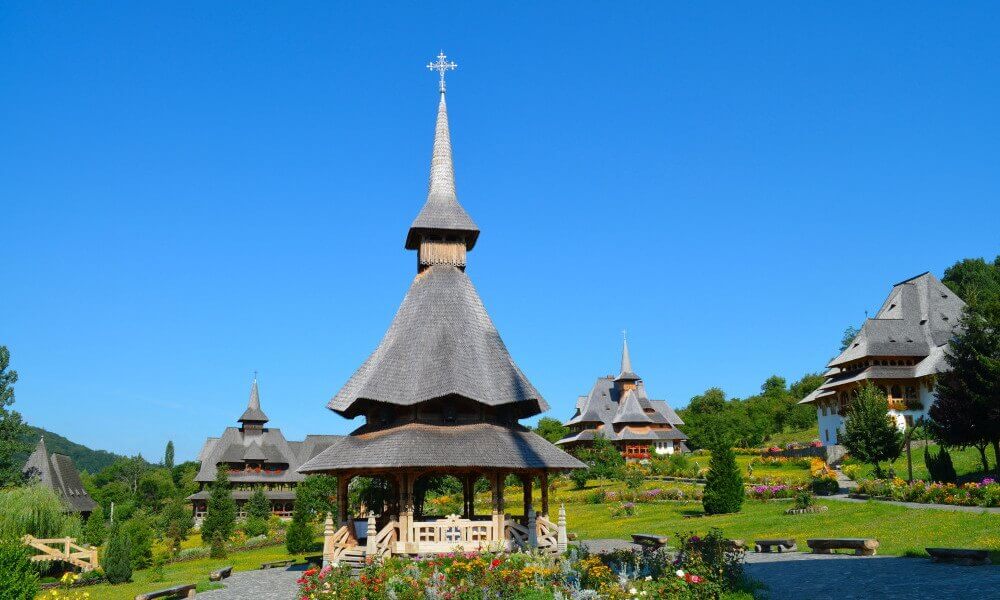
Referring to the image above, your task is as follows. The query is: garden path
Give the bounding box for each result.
[198,564,302,600]
[745,552,1000,599]
[825,494,1000,514]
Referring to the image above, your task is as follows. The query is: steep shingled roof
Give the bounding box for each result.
[801,272,965,405]
[22,438,98,514]
[327,264,546,418]
[238,378,269,423]
[404,92,479,250]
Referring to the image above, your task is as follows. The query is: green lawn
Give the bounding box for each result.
[766,425,820,446]
[54,545,306,600]
[846,443,996,482]
[567,499,1000,557]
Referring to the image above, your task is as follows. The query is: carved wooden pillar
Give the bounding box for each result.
[338,475,351,524]
[462,474,474,519]
[398,471,412,544]
[521,473,533,521]
[540,471,549,517]
[322,512,335,566]
[557,504,568,552]
[491,471,505,543]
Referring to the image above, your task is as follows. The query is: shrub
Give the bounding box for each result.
[703,445,744,514]
[149,553,167,582]
[243,489,271,538]
[82,504,107,546]
[0,538,40,600]
[176,547,210,561]
[569,469,589,490]
[210,531,227,559]
[810,476,839,496]
[122,514,154,569]
[793,490,814,510]
[609,501,636,518]
[102,523,133,584]
[621,464,646,490]
[201,466,236,544]
[285,509,314,554]
[924,446,958,483]
[0,485,82,539]
[841,464,861,481]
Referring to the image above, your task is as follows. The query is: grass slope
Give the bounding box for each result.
[848,443,998,482]
[568,499,1000,557]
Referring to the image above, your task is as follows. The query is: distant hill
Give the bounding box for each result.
[15,425,128,474]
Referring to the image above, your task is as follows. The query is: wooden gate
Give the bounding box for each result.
[22,535,99,572]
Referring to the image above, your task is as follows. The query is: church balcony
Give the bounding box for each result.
[887,399,923,411]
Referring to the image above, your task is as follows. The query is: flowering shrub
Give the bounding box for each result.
[808,459,840,495]
[297,531,746,599]
[746,484,802,500]
[857,478,1000,507]
[609,501,636,518]
[752,456,812,468]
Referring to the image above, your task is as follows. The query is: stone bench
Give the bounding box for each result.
[926,547,991,566]
[807,538,879,556]
[631,533,670,549]
[134,583,196,600]
[209,565,233,581]
[754,538,797,553]
[260,559,295,570]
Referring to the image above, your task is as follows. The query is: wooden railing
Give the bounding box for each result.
[368,520,398,558]
[408,514,496,553]
[324,525,356,566]
[22,536,98,572]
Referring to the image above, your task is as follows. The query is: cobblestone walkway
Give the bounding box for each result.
[745,552,1000,599]
[198,565,302,600]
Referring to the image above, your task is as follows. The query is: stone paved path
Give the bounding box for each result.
[824,493,1000,513]
[198,565,303,600]
[745,552,1000,599]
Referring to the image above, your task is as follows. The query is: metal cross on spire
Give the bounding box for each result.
[427,51,457,93]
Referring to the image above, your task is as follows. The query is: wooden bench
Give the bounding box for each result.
[926,548,990,566]
[260,559,295,570]
[631,533,670,549]
[754,539,797,553]
[209,565,233,581]
[134,583,196,600]
[807,538,879,556]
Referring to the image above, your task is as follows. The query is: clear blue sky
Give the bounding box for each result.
[3,3,998,462]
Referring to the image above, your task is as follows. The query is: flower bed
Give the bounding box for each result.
[589,486,703,505]
[856,478,1000,508]
[297,530,747,599]
[746,484,804,500]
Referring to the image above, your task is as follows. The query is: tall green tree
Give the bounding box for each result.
[534,417,569,444]
[931,303,1000,479]
[286,484,317,554]
[102,523,133,584]
[942,256,1000,309]
[82,504,107,546]
[0,346,29,486]
[200,466,236,543]
[243,489,270,537]
[839,383,903,477]
[840,326,861,351]
[576,433,624,480]
[163,441,175,470]
[702,443,744,515]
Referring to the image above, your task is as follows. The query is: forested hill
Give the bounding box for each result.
[15,425,127,473]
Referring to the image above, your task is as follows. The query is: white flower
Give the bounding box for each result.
[676,569,685,578]
[644,576,652,581]
[629,588,638,595]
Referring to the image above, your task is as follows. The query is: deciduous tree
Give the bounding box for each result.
[0,346,29,486]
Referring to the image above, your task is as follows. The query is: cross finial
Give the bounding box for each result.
[427,51,457,94]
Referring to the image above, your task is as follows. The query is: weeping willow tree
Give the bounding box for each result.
[0,485,81,540]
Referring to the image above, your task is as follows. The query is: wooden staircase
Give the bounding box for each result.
[338,547,367,575]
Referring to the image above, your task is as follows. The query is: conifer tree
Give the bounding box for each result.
[243,489,270,537]
[82,504,107,546]
[702,443,744,515]
[840,383,903,477]
[200,465,236,544]
[102,523,133,584]
[163,441,175,470]
[209,531,227,558]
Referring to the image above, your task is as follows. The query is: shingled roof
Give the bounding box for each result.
[238,378,269,423]
[22,438,98,514]
[301,423,582,470]
[327,264,546,419]
[801,272,965,405]
[404,91,479,250]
